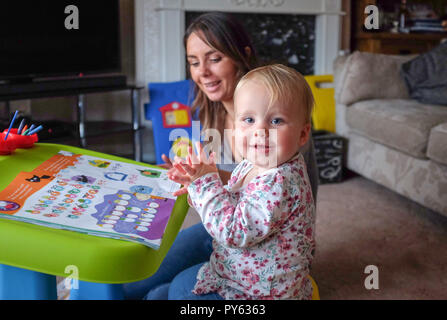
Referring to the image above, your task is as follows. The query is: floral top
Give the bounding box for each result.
[187,153,315,300]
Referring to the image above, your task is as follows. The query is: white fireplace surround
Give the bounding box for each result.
[135,0,344,84]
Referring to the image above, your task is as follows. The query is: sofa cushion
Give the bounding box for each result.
[339,52,414,106]
[427,123,447,166]
[346,99,447,158]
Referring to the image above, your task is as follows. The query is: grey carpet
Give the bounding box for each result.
[312,176,447,300]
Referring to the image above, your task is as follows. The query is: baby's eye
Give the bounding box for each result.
[271,118,283,125]
[243,117,254,124]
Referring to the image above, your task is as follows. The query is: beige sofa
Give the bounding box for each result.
[334,51,447,217]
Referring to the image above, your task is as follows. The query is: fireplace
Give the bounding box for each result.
[135,0,344,83]
[185,11,316,76]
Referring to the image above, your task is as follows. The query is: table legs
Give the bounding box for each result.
[69,281,124,300]
[0,264,127,300]
[131,88,142,162]
[0,264,57,300]
[76,94,86,148]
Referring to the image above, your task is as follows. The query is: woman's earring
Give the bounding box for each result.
[244,46,252,58]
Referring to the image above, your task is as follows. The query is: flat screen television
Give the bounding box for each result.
[0,0,121,84]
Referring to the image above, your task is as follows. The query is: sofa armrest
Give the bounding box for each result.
[335,102,350,138]
[333,54,351,102]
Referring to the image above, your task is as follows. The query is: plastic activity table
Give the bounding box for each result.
[0,143,189,300]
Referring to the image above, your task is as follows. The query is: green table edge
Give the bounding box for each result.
[0,143,189,284]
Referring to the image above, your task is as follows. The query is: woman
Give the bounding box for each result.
[123,12,318,300]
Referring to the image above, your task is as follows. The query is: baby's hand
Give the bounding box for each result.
[167,164,191,185]
[167,142,217,196]
[178,142,218,182]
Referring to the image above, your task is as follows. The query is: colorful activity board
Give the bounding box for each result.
[0,150,181,249]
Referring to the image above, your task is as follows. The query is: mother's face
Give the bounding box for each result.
[186,32,239,106]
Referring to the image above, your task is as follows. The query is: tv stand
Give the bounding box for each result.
[0,83,144,162]
[0,75,127,97]
[2,77,34,85]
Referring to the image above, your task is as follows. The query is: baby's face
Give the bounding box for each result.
[234,80,310,169]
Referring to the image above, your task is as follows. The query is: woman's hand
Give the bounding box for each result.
[157,153,188,196]
[167,163,192,196]
[158,154,173,169]
[160,154,190,196]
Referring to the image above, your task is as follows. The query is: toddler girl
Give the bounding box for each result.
[168,64,315,300]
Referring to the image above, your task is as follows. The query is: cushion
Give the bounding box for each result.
[427,123,447,166]
[346,99,447,158]
[400,41,447,105]
[339,51,414,105]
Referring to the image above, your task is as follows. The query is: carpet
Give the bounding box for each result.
[311,175,447,300]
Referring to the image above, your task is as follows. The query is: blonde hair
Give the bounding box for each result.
[235,64,314,124]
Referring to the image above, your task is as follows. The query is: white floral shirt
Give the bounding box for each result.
[187,153,315,300]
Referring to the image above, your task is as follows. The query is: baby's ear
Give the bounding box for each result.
[299,123,311,147]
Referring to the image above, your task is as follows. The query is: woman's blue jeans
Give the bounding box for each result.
[122,222,222,300]
[144,263,223,300]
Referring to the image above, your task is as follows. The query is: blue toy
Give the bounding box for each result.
[145,80,201,164]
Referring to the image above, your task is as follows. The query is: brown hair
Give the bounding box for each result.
[184,12,258,134]
[235,64,314,124]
